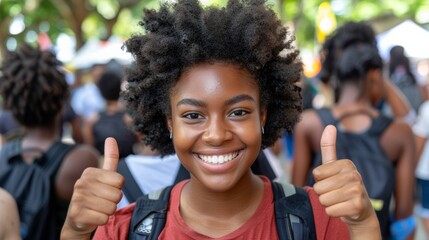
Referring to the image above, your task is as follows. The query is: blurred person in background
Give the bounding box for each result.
[0,44,99,239]
[82,71,138,159]
[70,64,106,120]
[318,21,415,124]
[388,45,423,113]
[412,97,429,237]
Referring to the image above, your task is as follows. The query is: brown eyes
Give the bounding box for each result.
[229,110,249,117]
[184,113,202,119]
[183,109,249,120]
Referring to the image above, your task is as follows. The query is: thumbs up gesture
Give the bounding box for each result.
[61,138,125,239]
[312,125,381,239]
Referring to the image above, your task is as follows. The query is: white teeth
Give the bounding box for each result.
[199,152,239,164]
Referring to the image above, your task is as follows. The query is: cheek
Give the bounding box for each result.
[232,121,262,145]
[172,123,198,147]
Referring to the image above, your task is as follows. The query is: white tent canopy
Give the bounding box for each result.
[377,20,429,60]
[69,37,133,70]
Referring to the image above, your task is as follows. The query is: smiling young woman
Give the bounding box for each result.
[61,0,382,239]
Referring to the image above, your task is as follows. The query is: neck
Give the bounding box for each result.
[179,172,265,237]
[105,100,122,113]
[180,172,264,226]
[337,84,371,106]
[22,125,59,150]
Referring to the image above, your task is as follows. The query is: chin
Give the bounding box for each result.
[199,176,240,192]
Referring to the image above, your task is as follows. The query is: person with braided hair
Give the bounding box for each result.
[61,0,381,239]
[0,44,99,239]
[292,42,416,239]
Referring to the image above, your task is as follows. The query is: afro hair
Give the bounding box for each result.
[123,0,303,155]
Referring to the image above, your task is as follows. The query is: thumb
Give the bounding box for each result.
[102,137,119,171]
[320,125,337,164]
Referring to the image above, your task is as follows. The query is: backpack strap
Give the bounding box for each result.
[315,108,337,127]
[368,114,393,136]
[272,181,316,240]
[117,160,144,203]
[39,141,75,177]
[128,186,173,240]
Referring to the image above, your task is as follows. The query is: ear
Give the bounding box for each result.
[166,115,173,133]
[260,106,267,128]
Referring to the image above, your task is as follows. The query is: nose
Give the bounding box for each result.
[202,116,232,146]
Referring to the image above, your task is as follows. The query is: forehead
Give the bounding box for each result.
[171,62,259,98]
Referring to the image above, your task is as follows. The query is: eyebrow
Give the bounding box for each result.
[176,98,206,107]
[225,94,255,106]
[176,94,255,107]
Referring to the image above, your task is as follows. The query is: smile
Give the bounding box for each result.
[198,151,240,164]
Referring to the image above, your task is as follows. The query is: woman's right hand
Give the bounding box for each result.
[61,138,125,240]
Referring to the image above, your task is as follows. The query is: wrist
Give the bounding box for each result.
[346,213,381,240]
[60,222,92,240]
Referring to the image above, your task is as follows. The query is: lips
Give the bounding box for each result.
[197,151,240,164]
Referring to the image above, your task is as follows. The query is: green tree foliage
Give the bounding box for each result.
[0,0,156,58]
[0,0,428,59]
[277,0,429,51]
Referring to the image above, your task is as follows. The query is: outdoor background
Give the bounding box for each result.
[1,0,429,75]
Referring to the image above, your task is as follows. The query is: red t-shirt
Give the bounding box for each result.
[93,177,349,240]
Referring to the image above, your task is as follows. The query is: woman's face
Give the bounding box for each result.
[168,62,266,192]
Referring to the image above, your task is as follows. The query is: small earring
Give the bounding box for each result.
[261,127,265,135]
[169,132,173,139]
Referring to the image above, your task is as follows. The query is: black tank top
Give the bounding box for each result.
[92,111,137,158]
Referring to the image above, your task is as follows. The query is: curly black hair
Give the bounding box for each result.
[320,21,377,83]
[0,44,69,128]
[123,0,302,155]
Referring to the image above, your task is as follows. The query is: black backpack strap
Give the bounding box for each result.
[41,141,75,177]
[128,186,173,240]
[117,160,144,203]
[368,114,393,136]
[272,181,316,240]
[314,108,337,127]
